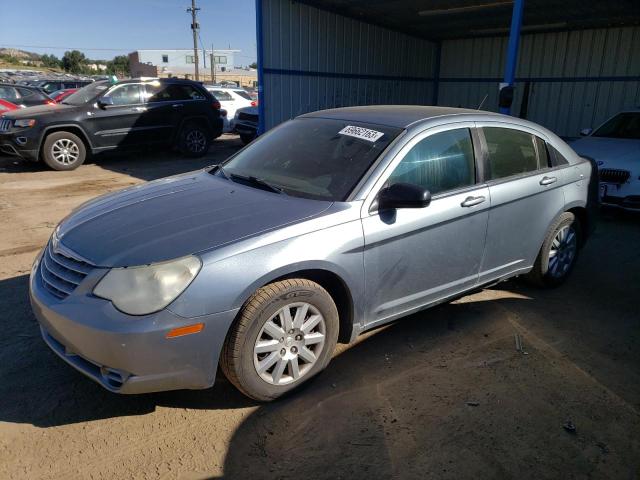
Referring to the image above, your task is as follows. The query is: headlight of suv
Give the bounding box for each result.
[93,255,202,316]
[13,119,36,128]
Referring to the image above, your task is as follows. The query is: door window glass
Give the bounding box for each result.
[211,90,234,101]
[483,127,539,180]
[107,84,142,105]
[0,86,19,100]
[146,84,205,102]
[234,90,252,100]
[387,128,476,195]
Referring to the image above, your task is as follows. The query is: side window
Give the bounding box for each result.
[16,87,34,98]
[387,128,476,195]
[212,90,234,101]
[0,86,19,100]
[146,84,205,102]
[483,127,539,180]
[548,145,570,166]
[107,84,142,105]
[534,136,552,168]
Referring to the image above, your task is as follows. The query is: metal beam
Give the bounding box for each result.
[500,0,525,114]
[255,0,266,135]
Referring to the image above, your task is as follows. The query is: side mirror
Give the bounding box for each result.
[97,96,114,108]
[378,182,431,211]
[580,128,593,136]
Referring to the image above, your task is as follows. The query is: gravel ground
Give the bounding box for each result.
[0,137,639,479]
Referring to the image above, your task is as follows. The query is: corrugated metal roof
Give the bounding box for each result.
[298,0,640,40]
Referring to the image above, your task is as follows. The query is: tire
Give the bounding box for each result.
[240,133,255,145]
[525,212,581,288]
[178,122,211,157]
[221,279,339,401]
[42,131,86,171]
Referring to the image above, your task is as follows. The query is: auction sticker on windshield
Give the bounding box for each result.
[339,125,385,142]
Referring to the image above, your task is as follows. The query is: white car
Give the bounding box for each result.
[571,110,640,211]
[204,86,254,132]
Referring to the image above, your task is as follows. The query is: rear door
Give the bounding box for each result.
[361,124,490,327]
[477,123,566,283]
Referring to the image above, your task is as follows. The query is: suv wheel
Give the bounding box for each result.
[178,122,210,157]
[42,131,86,171]
[526,212,581,287]
[220,279,339,401]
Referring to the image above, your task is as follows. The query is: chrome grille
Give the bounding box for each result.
[0,118,11,132]
[599,168,630,184]
[40,242,93,299]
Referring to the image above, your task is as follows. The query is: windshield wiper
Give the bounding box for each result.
[216,164,230,179]
[229,173,286,195]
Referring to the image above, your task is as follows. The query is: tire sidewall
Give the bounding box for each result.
[539,213,581,286]
[236,284,339,400]
[179,122,210,157]
[42,132,86,171]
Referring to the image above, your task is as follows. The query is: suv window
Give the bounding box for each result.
[483,127,539,180]
[387,128,476,195]
[107,84,143,105]
[146,83,206,102]
[234,90,252,101]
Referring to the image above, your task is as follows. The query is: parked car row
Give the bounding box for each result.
[0,78,224,170]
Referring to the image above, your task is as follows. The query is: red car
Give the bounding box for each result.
[0,99,19,113]
[48,88,78,103]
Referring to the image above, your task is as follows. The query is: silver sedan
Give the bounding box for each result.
[30,106,596,401]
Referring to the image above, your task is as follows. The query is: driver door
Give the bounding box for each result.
[86,83,147,149]
[361,124,489,327]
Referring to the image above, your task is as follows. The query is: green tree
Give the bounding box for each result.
[107,55,130,77]
[62,50,87,73]
[249,62,257,69]
[40,54,62,69]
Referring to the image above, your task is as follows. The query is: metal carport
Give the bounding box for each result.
[255,0,640,137]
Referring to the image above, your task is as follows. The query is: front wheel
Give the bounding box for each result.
[42,131,86,171]
[220,279,339,401]
[178,122,210,157]
[526,212,581,287]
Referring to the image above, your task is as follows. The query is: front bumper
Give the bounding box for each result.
[30,253,239,394]
[0,130,40,161]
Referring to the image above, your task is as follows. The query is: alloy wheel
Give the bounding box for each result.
[253,302,326,386]
[548,225,577,278]
[51,138,80,165]
[185,129,207,153]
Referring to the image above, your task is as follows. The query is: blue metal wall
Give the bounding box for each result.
[258,0,438,130]
[438,27,640,136]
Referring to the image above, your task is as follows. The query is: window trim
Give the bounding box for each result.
[362,121,481,215]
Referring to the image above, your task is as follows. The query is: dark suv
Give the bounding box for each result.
[0,78,224,170]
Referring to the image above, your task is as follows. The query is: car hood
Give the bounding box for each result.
[56,170,333,267]
[5,103,79,119]
[570,137,640,170]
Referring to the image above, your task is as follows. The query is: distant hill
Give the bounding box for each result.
[0,48,42,60]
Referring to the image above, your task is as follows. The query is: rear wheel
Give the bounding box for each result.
[178,122,210,157]
[220,279,339,401]
[42,131,86,171]
[526,212,580,287]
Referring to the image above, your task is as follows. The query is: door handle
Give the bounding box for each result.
[540,176,557,186]
[172,104,184,108]
[461,196,486,207]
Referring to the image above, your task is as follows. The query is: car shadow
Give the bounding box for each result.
[0,134,244,182]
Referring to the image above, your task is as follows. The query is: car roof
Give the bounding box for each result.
[299,105,500,128]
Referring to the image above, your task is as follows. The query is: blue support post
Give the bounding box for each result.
[500,0,525,115]
[255,0,266,135]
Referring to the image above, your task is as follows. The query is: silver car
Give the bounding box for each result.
[29,106,596,401]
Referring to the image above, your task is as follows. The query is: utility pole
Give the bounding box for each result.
[187,0,200,81]
[210,44,216,84]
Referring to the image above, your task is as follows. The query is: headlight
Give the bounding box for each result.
[93,256,202,316]
[14,119,36,128]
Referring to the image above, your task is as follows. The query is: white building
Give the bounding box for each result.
[129,49,240,78]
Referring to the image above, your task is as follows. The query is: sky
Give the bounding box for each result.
[0,0,257,65]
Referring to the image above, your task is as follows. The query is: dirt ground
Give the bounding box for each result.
[0,136,639,480]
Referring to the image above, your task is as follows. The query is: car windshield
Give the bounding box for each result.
[62,81,109,105]
[592,112,640,140]
[215,117,402,201]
